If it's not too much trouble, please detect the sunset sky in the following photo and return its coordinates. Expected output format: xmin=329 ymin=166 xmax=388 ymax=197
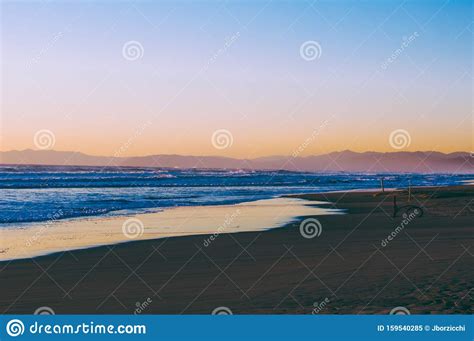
xmin=1 ymin=0 xmax=472 ymax=158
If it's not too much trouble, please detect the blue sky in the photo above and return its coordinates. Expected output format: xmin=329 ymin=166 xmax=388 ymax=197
xmin=1 ymin=0 xmax=472 ymax=157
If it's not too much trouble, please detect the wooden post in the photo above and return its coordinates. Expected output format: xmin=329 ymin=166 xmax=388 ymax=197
xmin=408 ymin=181 xmax=412 ymax=202
xmin=393 ymin=195 xmax=397 ymax=217
xmin=380 ymin=178 xmax=385 ymax=193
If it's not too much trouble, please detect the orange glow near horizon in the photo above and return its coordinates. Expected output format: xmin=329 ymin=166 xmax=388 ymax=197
xmin=1 ymin=119 xmax=471 ymax=158
xmin=1 ymin=1 xmax=472 ymax=158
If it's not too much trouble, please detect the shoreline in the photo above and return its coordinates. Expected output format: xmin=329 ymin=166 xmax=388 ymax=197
xmin=0 ymin=197 xmax=341 ymax=262
xmin=0 ymin=183 xmax=470 ymax=262
xmin=0 ymin=185 xmax=472 ymax=314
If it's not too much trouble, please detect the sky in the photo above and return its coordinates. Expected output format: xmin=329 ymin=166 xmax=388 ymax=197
xmin=1 ymin=0 xmax=472 ymax=158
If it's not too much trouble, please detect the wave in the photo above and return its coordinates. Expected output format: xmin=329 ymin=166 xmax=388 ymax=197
xmin=0 ymin=167 xmax=470 ymax=225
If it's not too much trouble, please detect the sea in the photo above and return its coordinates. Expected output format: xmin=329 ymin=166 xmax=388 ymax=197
xmin=0 ymin=165 xmax=471 ymax=225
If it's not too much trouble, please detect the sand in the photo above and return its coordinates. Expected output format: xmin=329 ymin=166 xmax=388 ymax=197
xmin=0 ymin=186 xmax=472 ymax=314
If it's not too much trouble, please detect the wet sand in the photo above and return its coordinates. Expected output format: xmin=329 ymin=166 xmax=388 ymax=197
xmin=0 ymin=186 xmax=472 ymax=314
xmin=0 ymin=198 xmax=339 ymax=261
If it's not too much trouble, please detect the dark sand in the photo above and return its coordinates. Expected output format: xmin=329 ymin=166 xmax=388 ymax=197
xmin=1 ymin=186 xmax=472 ymax=314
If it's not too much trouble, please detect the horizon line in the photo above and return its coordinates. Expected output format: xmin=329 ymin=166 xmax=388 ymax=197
xmin=1 ymin=148 xmax=471 ymax=160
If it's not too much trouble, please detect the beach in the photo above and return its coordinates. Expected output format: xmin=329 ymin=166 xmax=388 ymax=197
xmin=0 ymin=185 xmax=472 ymax=314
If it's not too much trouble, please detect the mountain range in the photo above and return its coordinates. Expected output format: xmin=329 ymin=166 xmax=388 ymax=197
xmin=0 ymin=149 xmax=472 ymax=173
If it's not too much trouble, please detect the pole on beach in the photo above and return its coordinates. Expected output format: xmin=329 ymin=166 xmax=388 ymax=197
xmin=408 ymin=180 xmax=412 ymax=202
xmin=393 ymin=195 xmax=397 ymax=217
xmin=380 ymin=178 xmax=385 ymax=193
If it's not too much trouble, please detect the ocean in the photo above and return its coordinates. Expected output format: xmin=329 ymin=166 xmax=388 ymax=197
xmin=0 ymin=165 xmax=471 ymax=225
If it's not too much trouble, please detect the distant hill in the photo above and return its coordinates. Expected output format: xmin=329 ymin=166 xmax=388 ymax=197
xmin=0 ymin=149 xmax=472 ymax=173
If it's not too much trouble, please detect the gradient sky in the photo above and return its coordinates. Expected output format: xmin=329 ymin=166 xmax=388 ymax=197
xmin=1 ymin=0 xmax=472 ymax=158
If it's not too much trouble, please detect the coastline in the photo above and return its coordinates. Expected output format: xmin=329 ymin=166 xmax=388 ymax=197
xmin=2 ymin=183 xmax=470 ymax=262
xmin=0 ymin=197 xmax=341 ymax=262
xmin=0 ymin=185 xmax=472 ymax=314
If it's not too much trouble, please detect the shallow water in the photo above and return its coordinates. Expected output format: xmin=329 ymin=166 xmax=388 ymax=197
xmin=0 ymin=197 xmax=339 ymax=261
